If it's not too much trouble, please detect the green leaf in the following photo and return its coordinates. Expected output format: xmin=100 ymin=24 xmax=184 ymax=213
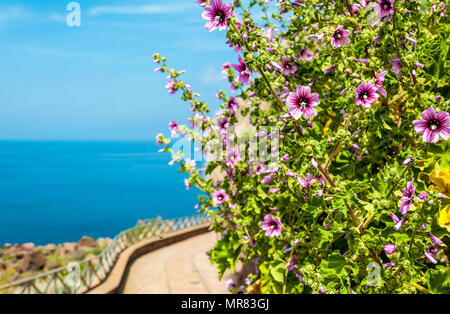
xmin=319 ymin=252 xmax=347 ymax=276
xmin=426 ymin=267 xmax=450 ymax=294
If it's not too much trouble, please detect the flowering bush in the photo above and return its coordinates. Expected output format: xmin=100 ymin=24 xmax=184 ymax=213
xmin=154 ymin=0 xmax=449 ymax=294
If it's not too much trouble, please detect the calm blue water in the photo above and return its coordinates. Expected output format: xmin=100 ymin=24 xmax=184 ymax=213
xmin=0 ymin=141 xmax=199 ymax=245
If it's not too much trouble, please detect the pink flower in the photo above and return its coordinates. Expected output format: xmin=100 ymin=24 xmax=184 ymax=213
xmin=225 ymin=148 xmax=240 ymax=167
xmin=226 ymin=97 xmax=239 ymax=114
xmin=413 ymin=106 xmax=450 ymax=143
xmin=428 ymin=233 xmax=443 ymax=245
xmin=232 ymin=55 xmax=251 ymax=84
xmin=390 ymin=57 xmax=402 ymax=78
xmin=377 ymin=0 xmax=394 ymax=20
xmin=299 ymin=47 xmax=313 ymax=62
xmin=196 ymin=0 xmax=207 ymax=7
xmin=274 ymin=56 xmax=298 ymax=76
xmin=394 ymin=217 xmax=407 ymax=231
xmin=261 ymin=214 xmax=282 ymax=237
xmin=218 ymin=116 xmax=230 ymax=133
xmin=201 ymin=0 xmax=232 ymax=32
xmin=225 ymin=278 xmax=236 ymax=290
xmin=375 ymin=70 xmax=387 ymax=97
xmin=184 ymin=178 xmax=191 ymax=190
xmin=286 ymin=86 xmax=320 ymax=120
xmin=165 ymin=80 xmax=177 ymax=94
xmin=400 ymin=179 xmax=415 ymax=215
xmin=324 ymin=64 xmax=336 ymax=74
xmin=185 ymin=158 xmax=196 ymax=168
xmin=384 ymin=244 xmax=397 ymax=255
xmin=213 ymin=189 xmax=229 ymax=206
xmin=355 ymin=82 xmax=379 ymax=108
xmin=424 ymin=250 xmax=438 ymax=264
xmin=269 ymin=187 xmax=280 ymax=194
xmin=168 ymin=121 xmax=179 ymax=136
xmin=330 ymin=25 xmax=350 ymax=48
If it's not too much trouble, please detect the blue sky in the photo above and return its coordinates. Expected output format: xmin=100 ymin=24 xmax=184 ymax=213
xmin=0 ymin=0 xmax=236 ymax=140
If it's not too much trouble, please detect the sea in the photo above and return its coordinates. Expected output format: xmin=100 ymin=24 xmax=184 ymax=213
xmin=0 ymin=141 xmax=199 ymax=246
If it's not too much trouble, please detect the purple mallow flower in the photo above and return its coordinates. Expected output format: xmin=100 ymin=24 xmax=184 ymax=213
xmin=299 ymin=47 xmax=314 ymax=61
xmin=261 ymin=176 xmax=273 ymax=184
xmin=400 ymin=179 xmax=415 ymax=215
xmin=274 ymin=56 xmax=298 ymax=76
xmin=324 ymin=65 xmax=336 ymax=74
xmin=428 ymin=233 xmax=443 ymax=246
xmin=330 ymin=25 xmax=350 ymax=48
xmin=201 ymin=0 xmax=232 ymax=32
xmin=213 ymin=189 xmax=229 ymax=206
xmin=413 ymin=106 xmax=450 ymax=143
xmin=169 ymin=121 xmax=179 ymax=136
xmin=424 ymin=250 xmax=438 ymax=264
xmin=355 ymin=82 xmax=379 ymax=108
xmin=384 ymin=244 xmax=397 ymax=255
xmin=225 ymin=278 xmax=236 ymax=290
xmin=232 ymin=55 xmax=251 ymax=84
xmin=390 ymin=57 xmax=402 ymax=78
xmin=375 ymin=70 xmax=387 ymax=97
xmin=165 ymin=80 xmax=177 ymax=94
xmin=377 ymin=0 xmax=394 ymax=20
xmin=394 ymin=217 xmax=407 ymax=231
xmin=261 ymin=214 xmax=282 ymax=237
xmin=402 ymin=156 xmax=412 ymax=165
xmin=286 ymin=85 xmax=320 ymax=120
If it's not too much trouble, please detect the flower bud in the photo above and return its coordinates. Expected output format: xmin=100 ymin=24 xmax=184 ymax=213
xmin=304 ymin=145 xmax=313 ymax=154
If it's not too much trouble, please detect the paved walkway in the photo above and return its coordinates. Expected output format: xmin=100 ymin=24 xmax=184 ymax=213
xmin=122 ymin=231 xmax=229 ymax=294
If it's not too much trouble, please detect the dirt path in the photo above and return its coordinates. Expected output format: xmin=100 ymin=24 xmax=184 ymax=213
xmin=122 ymin=232 xmax=229 ymax=294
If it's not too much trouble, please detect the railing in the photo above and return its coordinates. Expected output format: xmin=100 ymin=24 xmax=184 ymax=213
xmin=0 ymin=213 xmax=212 ymax=294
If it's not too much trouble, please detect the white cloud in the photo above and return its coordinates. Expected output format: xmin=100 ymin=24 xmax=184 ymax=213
xmin=0 ymin=6 xmax=30 ymax=26
xmin=201 ymin=65 xmax=225 ymax=86
xmin=89 ymin=4 xmax=195 ymax=16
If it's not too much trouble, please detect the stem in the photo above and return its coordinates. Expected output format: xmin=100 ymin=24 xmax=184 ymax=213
xmin=229 ymin=19 xmax=285 ymax=112
xmin=387 ymin=90 xmax=408 ymax=106
xmin=409 ymin=202 xmax=426 ymax=249
xmin=407 ymin=282 xmax=432 ymax=294
xmin=283 ymin=248 xmax=295 ymax=294
xmin=325 ymin=105 xmax=355 ymax=171
xmin=386 ymin=157 xmax=413 ymax=199
xmin=312 ymin=156 xmax=337 ymax=188
xmin=392 ymin=13 xmax=402 ymax=59
xmin=426 ymin=6 xmax=434 ymax=29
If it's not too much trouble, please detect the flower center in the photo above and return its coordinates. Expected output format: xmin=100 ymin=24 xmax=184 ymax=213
xmin=359 ymin=91 xmax=369 ymax=100
xmin=428 ymin=119 xmax=440 ymax=131
xmin=218 ymin=195 xmax=223 ymax=201
xmin=215 ymin=11 xmax=225 ymax=23
xmin=298 ymin=98 xmax=308 ymax=108
xmin=270 ymin=221 xmax=278 ymax=229
xmin=382 ymin=0 xmax=391 ymax=10
xmin=334 ymin=31 xmax=341 ymax=39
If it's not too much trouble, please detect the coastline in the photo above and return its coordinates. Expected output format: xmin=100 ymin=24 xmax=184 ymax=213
xmin=0 ymin=235 xmax=112 ymax=286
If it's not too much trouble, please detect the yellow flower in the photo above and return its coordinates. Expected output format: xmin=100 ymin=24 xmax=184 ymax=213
xmin=430 ymin=163 xmax=450 ymax=197
xmin=438 ymin=205 xmax=450 ymax=230
xmin=323 ymin=118 xmax=333 ymax=134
